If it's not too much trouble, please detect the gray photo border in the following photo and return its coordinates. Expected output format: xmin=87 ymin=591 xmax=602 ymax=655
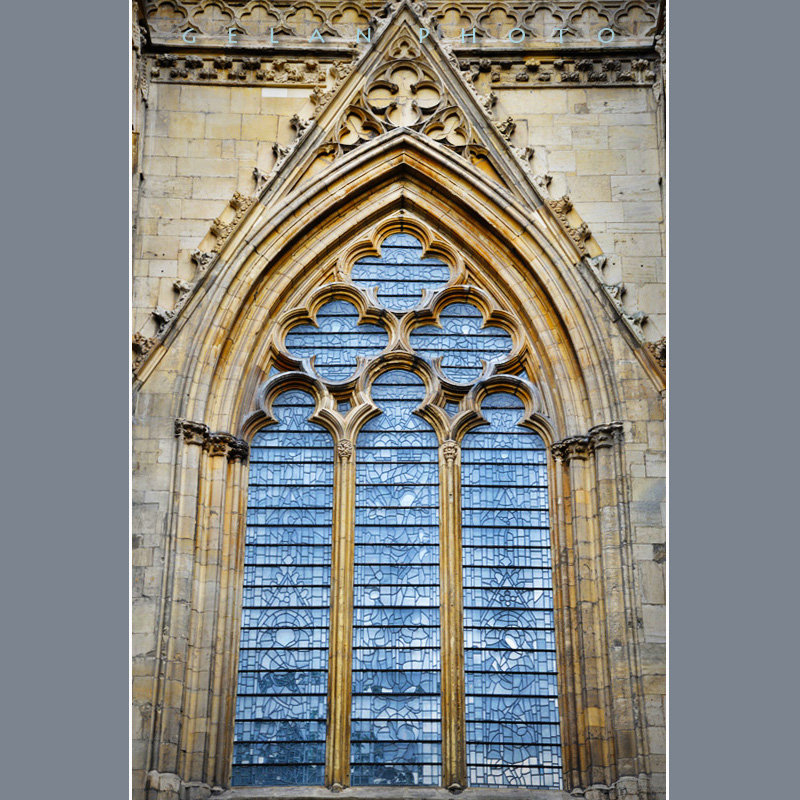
xmin=2 ymin=0 xmax=798 ymax=798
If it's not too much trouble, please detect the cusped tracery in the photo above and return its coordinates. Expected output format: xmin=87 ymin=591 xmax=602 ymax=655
xmin=350 ymin=232 xmax=451 ymax=312
xmin=409 ymin=302 xmax=514 ymax=384
xmin=284 ymin=298 xmax=389 ymax=382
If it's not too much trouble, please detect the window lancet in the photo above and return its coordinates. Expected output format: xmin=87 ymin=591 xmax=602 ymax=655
xmin=233 ymin=391 xmax=333 ymax=786
xmin=352 ymin=370 xmax=441 ymax=785
xmin=461 ymin=393 xmax=561 ymax=788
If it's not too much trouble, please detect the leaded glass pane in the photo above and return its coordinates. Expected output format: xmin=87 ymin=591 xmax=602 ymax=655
xmin=351 ymin=370 xmax=442 ymax=786
xmin=232 ymin=390 xmax=332 ymax=787
xmin=284 ymin=299 xmax=388 ymax=382
xmin=461 ymin=393 xmax=562 ymax=789
xmin=410 ymin=303 xmax=513 ymax=383
xmin=350 ymin=233 xmax=451 ymax=312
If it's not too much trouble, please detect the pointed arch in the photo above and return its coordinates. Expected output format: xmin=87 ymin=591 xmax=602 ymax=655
xmin=139 ymin=127 xmax=661 ymax=449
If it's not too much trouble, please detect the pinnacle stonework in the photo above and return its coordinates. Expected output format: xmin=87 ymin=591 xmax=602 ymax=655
xmin=132 ymin=1 xmax=665 ymax=797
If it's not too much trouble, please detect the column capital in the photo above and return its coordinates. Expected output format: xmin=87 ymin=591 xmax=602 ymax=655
xmin=441 ymin=439 xmax=459 ymax=462
xmin=174 ymin=418 xmax=249 ymax=462
xmin=552 ymin=423 xmax=624 ymax=461
xmin=336 ymin=439 xmax=354 ymax=460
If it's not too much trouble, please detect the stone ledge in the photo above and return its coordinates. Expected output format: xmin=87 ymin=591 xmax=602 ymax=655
xmin=217 ymin=790 xmax=572 ymax=800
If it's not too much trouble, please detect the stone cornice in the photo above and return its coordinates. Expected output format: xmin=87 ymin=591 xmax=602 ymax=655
xmin=175 ymin=418 xmax=249 ymax=461
xmin=146 ymin=51 xmax=658 ymax=88
xmin=551 ymin=422 xmax=623 ymax=461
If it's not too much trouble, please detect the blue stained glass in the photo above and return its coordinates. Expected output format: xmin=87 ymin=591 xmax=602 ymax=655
xmin=352 ymin=370 xmax=442 ymax=785
xmin=350 ymin=233 xmax=451 ymax=312
xmin=233 ymin=390 xmax=332 ymax=787
xmin=410 ymin=303 xmax=513 ymax=383
xmin=461 ymin=393 xmax=561 ymax=788
xmin=284 ymin=299 xmax=388 ymax=382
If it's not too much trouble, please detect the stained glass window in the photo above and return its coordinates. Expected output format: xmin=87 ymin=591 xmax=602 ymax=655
xmin=232 ymin=391 xmax=333 ymax=786
xmin=351 ymin=370 xmax=442 ymax=785
xmin=461 ymin=393 xmax=561 ymax=788
xmin=234 ymin=231 xmax=561 ymax=790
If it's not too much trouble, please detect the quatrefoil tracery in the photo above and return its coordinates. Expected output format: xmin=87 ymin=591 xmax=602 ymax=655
xmin=250 ymin=226 xmax=548 ymax=445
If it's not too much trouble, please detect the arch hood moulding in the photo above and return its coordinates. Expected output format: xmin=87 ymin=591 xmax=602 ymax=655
xmin=133 ymin=1 xmax=662 ymax=387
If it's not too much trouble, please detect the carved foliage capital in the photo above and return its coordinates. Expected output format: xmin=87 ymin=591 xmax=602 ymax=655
xmin=175 ymin=418 xmax=210 ymax=446
xmin=336 ymin=439 xmax=354 ymax=460
xmin=441 ymin=439 xmax=459 ymax=461
xmin=551 ymin=435 xmax=591 ymax=462
xmin=588 ymin=422 xmax=624 ymax=450
xmin=552 ymin=422 xmax=624 ymax=461
xmin=175 ymin=419 xmax=249 ymax=461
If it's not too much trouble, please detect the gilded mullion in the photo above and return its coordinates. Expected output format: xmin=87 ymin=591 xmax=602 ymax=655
xmin=439 ymin=440 xmax=467 ymax=791
xmin=325 ymin=439 xmax=356 ymax=790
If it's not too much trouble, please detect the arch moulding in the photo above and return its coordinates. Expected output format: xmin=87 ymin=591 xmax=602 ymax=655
xmin=136 ymin=125 xmax=660 ymax=800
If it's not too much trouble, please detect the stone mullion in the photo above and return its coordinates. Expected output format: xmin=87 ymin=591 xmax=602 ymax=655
xmin=179 ymin=446 xmax=228 ymax=781
xmin=550 ymin=454 xmax=584 ymax=790
xmin=439 ymin=440 xmax=467 ymax=792
xmin=325 ymin=439 xmax=356 ymax=790
xmin=591 ymin=426 xmax=647 ymax=780
xmin=208 ymin=457 xmax=248 ymax=786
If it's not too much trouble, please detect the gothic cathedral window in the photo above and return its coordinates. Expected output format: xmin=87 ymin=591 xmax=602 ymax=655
xmin=231 ymin=230 xmax=562 ymax=790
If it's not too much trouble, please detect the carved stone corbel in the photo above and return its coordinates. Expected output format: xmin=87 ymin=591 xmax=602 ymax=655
xmin=645 ymin=336 xmax=666 ymax=370
xmin=151 ymin=307 xmax=174 ymax=327
xmin=191 ymin=249 xmax=214 ymax=271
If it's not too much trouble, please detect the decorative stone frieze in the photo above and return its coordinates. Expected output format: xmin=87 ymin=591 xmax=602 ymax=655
xmin=175 ymin=419 xmax=249 ymax=461
xmin=461 ymin=55 xmax=657 ymax=88
xmin=148 ymin=53 xmax=333 ymax=86
xmin=145 ymin=0 xmax=661 ymax=49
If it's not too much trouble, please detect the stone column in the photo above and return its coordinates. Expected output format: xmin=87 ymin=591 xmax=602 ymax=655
xmin=552 ymin=433 xmax=615 ymax=789
xmin=588 ymin=423 xmax=649 ymax=782
xmin=153 ymin=421 xmax=248 ymax=795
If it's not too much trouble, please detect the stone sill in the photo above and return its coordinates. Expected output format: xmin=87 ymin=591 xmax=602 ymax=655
xmin=217 ymin=789 xmax=571 ymax=800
